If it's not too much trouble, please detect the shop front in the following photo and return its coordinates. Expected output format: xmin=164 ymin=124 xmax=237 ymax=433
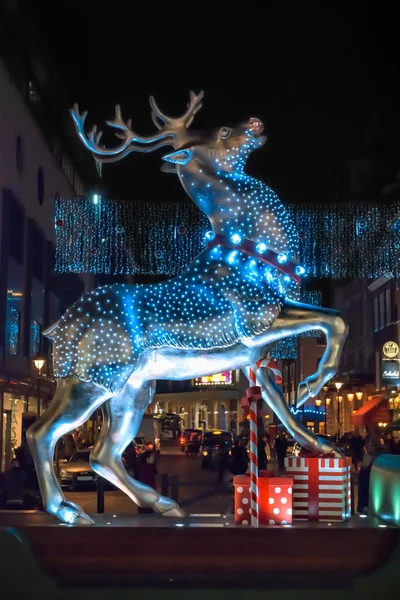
xmin=1 ymin=382 xmax=53 ymax=471
xmin=352 ymin=396 xmax=391 ymax=432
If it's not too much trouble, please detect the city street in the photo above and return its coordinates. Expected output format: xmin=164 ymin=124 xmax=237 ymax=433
xmin=65 ymin=440 xmax=278 ymax=516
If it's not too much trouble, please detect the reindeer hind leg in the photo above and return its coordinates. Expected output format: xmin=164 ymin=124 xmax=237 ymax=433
xmin=26 ymin=378 xmax=111 ymax=524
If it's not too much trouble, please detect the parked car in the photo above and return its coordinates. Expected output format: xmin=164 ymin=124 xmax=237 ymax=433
xmin=200 ymin=430 xmax=233 ymax=468
xmin=180 ymin=429 xmax=203 ymax=453
xmin=136 ymin=415 xmax=161 ymax=454
xmin=122 ymin=440 xmax=138 ymax=470
xmin=60 ymin=447 xmax=97 ymax=489
xmin=134 ymin=436 xmax=153 ymax=455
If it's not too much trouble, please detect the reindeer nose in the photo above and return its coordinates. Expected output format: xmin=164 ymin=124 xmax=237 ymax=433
xmin=248 ymin=118 xmax=264 ymax=136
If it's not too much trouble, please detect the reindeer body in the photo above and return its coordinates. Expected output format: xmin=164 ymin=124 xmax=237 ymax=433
xmin=27 ymin=91 xmax=348 ymax=524
xmin=50 ymin=244 xmax=288 ymax=392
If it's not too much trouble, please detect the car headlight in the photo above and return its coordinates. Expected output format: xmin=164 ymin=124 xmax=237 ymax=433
xmin=60 ymin=469 xmax=67 ymax=477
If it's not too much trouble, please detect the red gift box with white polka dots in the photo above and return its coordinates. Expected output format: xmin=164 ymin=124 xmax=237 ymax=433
xmin=233 ymin=474 xmax=293 ymax=525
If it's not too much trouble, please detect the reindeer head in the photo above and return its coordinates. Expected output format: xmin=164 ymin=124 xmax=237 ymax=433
xmin=161 ymin=117 xmax=267 ymax=174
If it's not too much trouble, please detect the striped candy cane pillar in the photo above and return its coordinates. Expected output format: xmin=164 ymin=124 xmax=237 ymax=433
xmin=246 ymin=368 xmax=261 ymax=528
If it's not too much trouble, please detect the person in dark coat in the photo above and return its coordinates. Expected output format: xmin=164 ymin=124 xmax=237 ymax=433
xmin=138 ymin=451 xmax=158 ymax=514
xmin=275 ymin=432 xmax=289 ymax=474
xmin=230 ymin=439 xmax=249 ymax=475
xmin=350 ymin=432 xmax=365 ymax=470
xmin=258 ymin=435 xmax=268 ymax=472
xmin=357 ymin=441 xmax=377 ymax=513
xmin=3 ymin=459 xmax=26 ymax=509
xmin=214 ymin=446 xmax=229 ymax=488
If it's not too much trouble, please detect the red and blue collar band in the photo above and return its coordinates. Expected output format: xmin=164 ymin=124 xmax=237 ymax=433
xmin=206 ymin=233 xmax=302 ymax=285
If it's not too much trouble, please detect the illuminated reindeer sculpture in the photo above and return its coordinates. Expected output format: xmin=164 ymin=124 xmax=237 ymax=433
xmin=27 ymin=92 xmax=348 ymax=524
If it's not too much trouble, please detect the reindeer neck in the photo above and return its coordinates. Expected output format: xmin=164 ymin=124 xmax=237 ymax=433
xmin=178 ymin=161 xmax=298 ymax=258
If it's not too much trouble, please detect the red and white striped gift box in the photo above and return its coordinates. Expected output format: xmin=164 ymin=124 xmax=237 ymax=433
xmin=284 ymin=456 xmax=352 ymax=522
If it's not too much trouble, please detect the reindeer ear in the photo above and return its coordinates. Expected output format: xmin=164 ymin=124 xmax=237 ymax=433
xmin=162 ymin=149 xmax=193 ymax=165
xmin=160 ymin=163 xmax=178 ymax=174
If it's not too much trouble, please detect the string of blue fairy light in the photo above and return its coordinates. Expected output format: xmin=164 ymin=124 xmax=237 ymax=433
xmin=55 ymin=197 xmax=400 ymax=279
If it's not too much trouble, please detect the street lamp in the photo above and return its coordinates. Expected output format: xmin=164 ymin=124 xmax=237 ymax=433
xmin=334 ymin=382 xmax=343 ymax=441
xmin=33 ymin=355 xmax=46 ymax=415
xmin=355 ymin=392 xmax=363 ymax=401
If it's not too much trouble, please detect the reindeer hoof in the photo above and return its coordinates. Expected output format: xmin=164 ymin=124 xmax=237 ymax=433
xmin=153 ymin=496 xmax=186 ymax=517
xmin=52 ymin=500 xmax=95 ymax=525
xmin=317 ymin=437 xmax=345 ymax=458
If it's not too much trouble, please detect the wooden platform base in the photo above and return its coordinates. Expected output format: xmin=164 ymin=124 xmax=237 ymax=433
xmin=0 ymin=511 xmax=399 ymax=589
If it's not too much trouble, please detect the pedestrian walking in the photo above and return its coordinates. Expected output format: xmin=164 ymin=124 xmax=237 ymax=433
xmin=275 ymin=431 xmax=289 ymax=474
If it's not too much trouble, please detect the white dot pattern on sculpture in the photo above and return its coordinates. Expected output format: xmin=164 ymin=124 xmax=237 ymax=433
xmin=242 ymin=498 xmax=248 ymax=505
xmin=269 ymin=520 xmax=275 ymax=525
xmin=269 ymin=498 xmax=274 ymax=504
xmin=273 ymin=508 xmax=280 ymax=515
xmin=237 ymin=508 xmax=243 ymax=515
xmin=274 ymin=487 xmax=281 ymax=493
xmin=237 ymin=487 xmax=243 ymax=493
xmin=281 ymin=497 xmax=287 ymax=504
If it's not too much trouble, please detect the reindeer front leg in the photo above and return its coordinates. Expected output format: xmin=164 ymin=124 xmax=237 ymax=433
xmin=242 ymin=367 xmax=343 ymax=457
xmin=244 ymin=299 xmax=348 ymax=407
xmin=89 ymin=379 xmax=185 ymax=517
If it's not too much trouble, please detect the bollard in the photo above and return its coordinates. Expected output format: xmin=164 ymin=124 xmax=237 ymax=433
xmin=161 ymin=473 xmax=170 ymax=497
xmin=97 ymin=476 xmax=105 ymax=513
xmin=170 ymin=475 xmax=179 ymax=502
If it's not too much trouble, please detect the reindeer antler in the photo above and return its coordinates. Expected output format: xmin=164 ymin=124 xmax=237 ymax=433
xmin=70 ymin=103 xmax=175 ymax=163
xmin=71 ymin=91 xmax=204 ymax=163
xmin=149 ymin=90 xmax=204 ymax=132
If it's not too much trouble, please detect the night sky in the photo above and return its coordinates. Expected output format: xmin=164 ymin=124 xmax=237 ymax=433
xmin=29 ymin=3 xmax=400 ymax=205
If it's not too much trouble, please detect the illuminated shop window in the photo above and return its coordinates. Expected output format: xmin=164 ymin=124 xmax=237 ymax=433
xmin=30 ymin=320 xmax=41 ymax=356
xmin=7 ymin=305 xmax=20 ymax=355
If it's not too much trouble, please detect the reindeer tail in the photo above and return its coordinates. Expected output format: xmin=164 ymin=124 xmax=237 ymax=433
xmin=42 ymin=320 xmax=60 ymax=340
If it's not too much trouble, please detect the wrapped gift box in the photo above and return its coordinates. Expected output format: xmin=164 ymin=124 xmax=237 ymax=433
xmin=284 ymin=456 xmax=352 ymax=522
xmin=258 ymin=477 xmax=293 ymax=525
xmin=233 ymin=472 xmax=293 ymax=525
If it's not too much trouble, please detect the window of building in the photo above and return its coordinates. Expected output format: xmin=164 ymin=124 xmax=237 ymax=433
xmin=373 ymin=296 xmax=378 ymax=331
xmin=31 ymin=227 xmax=45 ymax=282
xmin=386 ymin=289 xmax=391 ymax=326
xmin=37 ymin=167 xmax=44 ymax=205
xmin=7 ymin=304 xmax=21 ymax=355
xmin=30 ymin=320 xmax=41 ymax=356
xmin=8 ymin=201 xmax=24 ymax=263
xmin=379 ymin=293 xmax=385 ymax=329
xmin=16 ymin=135 xmax=24 ymax=177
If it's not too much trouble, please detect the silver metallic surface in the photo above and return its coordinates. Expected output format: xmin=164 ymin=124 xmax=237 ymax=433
xmin=27 ymin=92 xmax=348 ymax=524
xmin=369 ymin=454 xmax=400 ymax=527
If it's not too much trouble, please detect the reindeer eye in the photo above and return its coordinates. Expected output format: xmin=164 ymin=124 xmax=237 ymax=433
xmin=219 ymin=127 xmax=232 ymax=140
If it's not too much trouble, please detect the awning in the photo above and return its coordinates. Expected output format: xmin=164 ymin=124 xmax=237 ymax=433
xmin=352 ymin=396 xmax=382 ymax=426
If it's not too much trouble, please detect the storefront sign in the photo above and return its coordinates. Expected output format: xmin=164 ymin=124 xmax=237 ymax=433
xmin=383 ymin=341 xmax=399 ymax=359
xmin=381 ymin=359 xmax=400 ymax=386
xmin=195 ymin=371 xmax=232 ymax=385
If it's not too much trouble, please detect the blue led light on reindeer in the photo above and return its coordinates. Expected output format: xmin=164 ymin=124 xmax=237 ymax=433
xmin=27 ymin=91 xmax=348 ymax=525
